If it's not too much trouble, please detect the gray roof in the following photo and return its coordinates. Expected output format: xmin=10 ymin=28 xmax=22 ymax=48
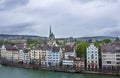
xmin=101 ymin=44 xmax=115 ymax=52
xmin=52 ymin=46 xmax=60 ymax=52
xmin=62 ymin=45 xmax=75 ymax=52
xmin=4 ymin=44 xmax=18 ymax=51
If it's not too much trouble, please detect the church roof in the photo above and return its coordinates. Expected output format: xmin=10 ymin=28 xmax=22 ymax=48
xmin=49 ymin=33 xmax=55 ymax=38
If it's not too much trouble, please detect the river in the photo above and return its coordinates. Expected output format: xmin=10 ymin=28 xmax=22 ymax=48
xmin=0 ymin=65 xmax=119 ymax=78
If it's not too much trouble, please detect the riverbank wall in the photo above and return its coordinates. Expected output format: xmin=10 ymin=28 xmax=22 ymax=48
xmin=0 ymin=62 xmax=120 ymax=76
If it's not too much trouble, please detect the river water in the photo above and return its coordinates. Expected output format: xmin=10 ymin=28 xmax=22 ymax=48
xmin=0 ymin=65 xmax=119 ymax=78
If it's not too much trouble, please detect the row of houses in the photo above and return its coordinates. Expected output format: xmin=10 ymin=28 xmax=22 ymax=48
xmin=0 ymin=38 xmax=120 ymax=69
xmin=0 ymin=26 xmax=120 ymax=70
xmin=0 ymin=44 xmax=85 ymax=68
xmin=86 ymin=38 xmax=120 ymax=69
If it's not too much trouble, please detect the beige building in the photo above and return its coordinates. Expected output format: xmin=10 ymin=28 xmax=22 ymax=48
xmin=30 ymin=48 xmax=42 ymax=65
xmin=74 ymin=58 xmax=85 ymax=68
xmin=1 ymin=44 xmax=19 ymax=63
xmin=40 ymin=47 xmax=47 ymax=66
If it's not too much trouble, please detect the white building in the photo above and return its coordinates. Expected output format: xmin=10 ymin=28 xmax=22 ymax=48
xmin=101 ymin=38 xmax=120 ymax=69
xmin=113 ymin=38 xmax=120 ymax=68
xmin=46 ymin=46 xmax=62 ymax=66
xmin=86 ymin=43 xmax=99 ymax=69
xmin=62 ymin=45 xmax=76 ymax=67
xmin=19 ymin=49 xmax=30 ymax=64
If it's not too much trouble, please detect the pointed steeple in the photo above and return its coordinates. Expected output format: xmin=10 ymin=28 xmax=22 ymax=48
xmin=50 ymin=25 xmax=52 ymax=35
xmin=49 ymin=25 xmax=55 ymax=38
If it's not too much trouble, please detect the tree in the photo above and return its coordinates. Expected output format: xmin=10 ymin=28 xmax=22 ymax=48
xmin=76 ymin=41 xmax=89 ymax=58
xmin=102 ymin=39 xmax=111 ymax=44
xmin=27 ymin=38 xmax=42 ymax=48
xmin=27 ymin=38 xmax=34 ymax=44
xmin=0 ymin=40 xmax=15 ymax=46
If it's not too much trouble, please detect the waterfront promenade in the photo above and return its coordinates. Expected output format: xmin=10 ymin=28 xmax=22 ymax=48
xmin=0 ymin=61 xmax=120 ymax=76
xmin=0 ymin=65 xmax=119 ymax=78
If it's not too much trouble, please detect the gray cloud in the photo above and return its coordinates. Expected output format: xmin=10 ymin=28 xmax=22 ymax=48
xmin=0 ymin=0 xmax=29 ymax=11
xmin=74 ymin=0 xmax=119 ymax=3
xmin=0 ymin=0 xmax=120 ymax=37
xmin=72 ymin=0 xmax=94 ymax=3
xmin=109 ymin=30 xmax=120 ymax=37
xmin=0 ymin=22 xmax=35 ymax=34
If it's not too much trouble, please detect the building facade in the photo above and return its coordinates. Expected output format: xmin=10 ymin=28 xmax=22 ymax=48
xmin=101 ymin=38 xmax=120 ymax=69
xmin=46 ymin=46 xmax=62 ymax=66
xmin=30 ymin=48 xmax=42 ymax=65
xmin=86 ymin=43 xmax=99 ymax=69
xmin=74 ymin=58 xmax=85 ymax=68
xmin=62 ymin=45 xmax=76 ymax=67
xmin=19 ymin=49 xmax=30 ymax=64
xmin=1 ymin=44 xmax=19 ymax=63
xmin=41 ymin=49 xmax=47 ymax=66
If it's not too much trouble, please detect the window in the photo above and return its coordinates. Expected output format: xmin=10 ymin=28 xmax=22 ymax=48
xmin=102 ymin=55 xmax=106 ymax=57
xmin=96 ymin=61 xmax=97 ymax=63
xmin=107 ymin=61 xmax=111 ymax=64
xmin=92 ymin=61 xmax=94 ymax=63
xmin=91 ymin=54 xmax=94 ymax=59
xmin=116 ymin=55 xmax=120 ymax=57
xmin=116 ymin=58 xmax=120 ymax=60
xmin=117 ymin=62 xmax=120 ymax=64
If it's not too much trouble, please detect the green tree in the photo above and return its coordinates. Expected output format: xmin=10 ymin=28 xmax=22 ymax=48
xmin=102 ymin=39 xmax=111 ymax=44
xmin=76 ymin=41 xmax=89 ymax=58
xmin=27 ymin=38 xmax=34 ymax=44
xmin=0 ymin=40 xmax=15 ymax=46
xmin=27 ymin=38 xmax=42 ymax=48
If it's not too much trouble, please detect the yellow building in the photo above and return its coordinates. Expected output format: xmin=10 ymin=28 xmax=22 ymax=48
xmin=30 ymin=48 xmax=42 ymax=65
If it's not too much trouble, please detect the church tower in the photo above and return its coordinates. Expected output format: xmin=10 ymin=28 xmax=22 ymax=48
xmin=48 ymin=25 xmax=57 ymax=46
xmin=49 ymin=25 xmax=55 ymax=39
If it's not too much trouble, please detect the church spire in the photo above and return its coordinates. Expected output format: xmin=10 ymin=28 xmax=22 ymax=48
xmin=50 ymin=25 xmax=52 ymax=35
xmin=49 ymin=25 xmax=55 ymax=38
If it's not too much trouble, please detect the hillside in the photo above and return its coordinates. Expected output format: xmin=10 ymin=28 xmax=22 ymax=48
xmin=75 ymin=36 xmax=116 ymax=41
xmin=0 ymin=34 xmax=47 ymax=40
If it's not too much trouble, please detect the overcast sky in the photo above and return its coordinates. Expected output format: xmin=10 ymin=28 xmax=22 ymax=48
xmin=0 ymin=0 xmax=120 ymax=38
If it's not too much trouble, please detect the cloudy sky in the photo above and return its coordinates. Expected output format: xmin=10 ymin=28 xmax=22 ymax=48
xmin=0 ymin=0 xmax=120 ymax=38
